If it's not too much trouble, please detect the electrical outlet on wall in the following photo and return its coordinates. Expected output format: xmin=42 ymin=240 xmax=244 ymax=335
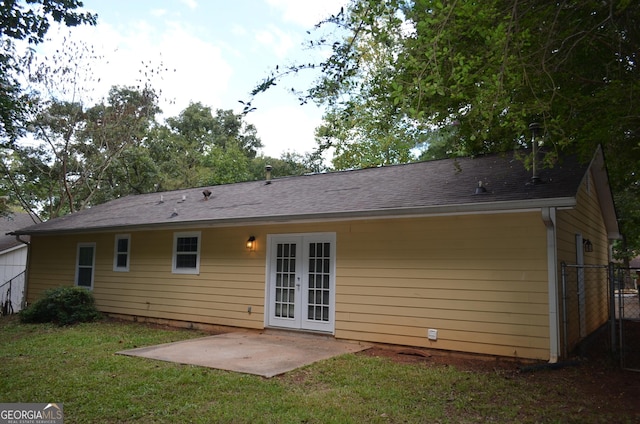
xmin=427 ymin=329 xmax=438 ymax=341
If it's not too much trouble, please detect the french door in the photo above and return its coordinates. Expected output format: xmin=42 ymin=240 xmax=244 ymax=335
xmin=266 ymin=233 xmax=335 ymax=333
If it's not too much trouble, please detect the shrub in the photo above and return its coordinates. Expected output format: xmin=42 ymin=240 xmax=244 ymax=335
xmin=20 ymin=286 xmax=102 ymax=326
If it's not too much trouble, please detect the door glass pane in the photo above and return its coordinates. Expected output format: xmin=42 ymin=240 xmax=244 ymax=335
xmin=307 ymin=242 xmax=331 ymax=322
xmin=274 ymin=243 xmax=296 ymax=319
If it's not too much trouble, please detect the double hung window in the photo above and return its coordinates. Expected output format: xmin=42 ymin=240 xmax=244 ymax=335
xmin=113 ymin=234 xmax=130 ymax=272
xmin=173 ymin=232 xmax=201 ymax=274
xmin=76 ymin=243 xmax=96 ymax=289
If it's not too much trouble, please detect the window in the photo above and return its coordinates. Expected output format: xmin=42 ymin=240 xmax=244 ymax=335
xmin=113 ymin=234 xmax=130 ymax=272
xmin=76 ymin=243 xmax=96 ymax=289
xmin=173 ymin=232 xmax=201 ymax=274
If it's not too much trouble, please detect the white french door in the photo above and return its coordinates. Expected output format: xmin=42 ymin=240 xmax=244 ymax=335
xmin=266 ymin=233 xmax=336 ymax=333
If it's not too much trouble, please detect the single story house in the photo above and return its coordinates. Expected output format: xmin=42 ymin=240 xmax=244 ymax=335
xmin=13 ymin=147 xmax=619 ymax=362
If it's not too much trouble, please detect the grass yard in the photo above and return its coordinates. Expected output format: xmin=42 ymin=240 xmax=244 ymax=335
xmin=0 ymin=316 xmax=638 ymax=423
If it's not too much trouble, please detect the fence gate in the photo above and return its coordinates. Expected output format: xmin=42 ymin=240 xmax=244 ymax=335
xmin=613 ymin=265 xmax=640 ymax=371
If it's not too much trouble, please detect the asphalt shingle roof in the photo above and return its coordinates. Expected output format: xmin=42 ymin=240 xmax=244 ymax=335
xmin=0 ymin=212 xmax=37 ymax=251
xmin=14 ymin=151 xmax=589 ymax=235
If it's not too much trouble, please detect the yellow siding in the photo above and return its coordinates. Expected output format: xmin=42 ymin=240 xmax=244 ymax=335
xmin=27 ymin=228 xmax=268 ymax=329
xmin=335 ymin=213 xmax=550 ymax=360
xmin=556 ymin=169 xmax=611 ymax=353
xmin=26 ymin=214 xmax=549 ymax=359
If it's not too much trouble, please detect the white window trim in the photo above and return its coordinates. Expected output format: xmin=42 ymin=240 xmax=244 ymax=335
xmin=75 ymin=242 xmax=96 ymax=290
xmin=113 ymin=234 xmax=131 ymax=272
xmin=172 ymin=231 xmax=201 ymax=275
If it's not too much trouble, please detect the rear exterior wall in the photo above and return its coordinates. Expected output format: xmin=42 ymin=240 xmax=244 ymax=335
xmin=26 ymin=211 xmax=550 ymax=360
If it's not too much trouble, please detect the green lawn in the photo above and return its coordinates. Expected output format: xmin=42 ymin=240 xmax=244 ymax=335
xmin=0 ymin=317 xmax=636 ymax=423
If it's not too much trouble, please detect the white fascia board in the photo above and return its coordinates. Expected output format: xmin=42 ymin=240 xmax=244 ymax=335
xmin=0 ymin=243 xmax=28 ymax=255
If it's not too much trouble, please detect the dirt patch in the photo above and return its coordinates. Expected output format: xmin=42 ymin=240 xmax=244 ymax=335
xmin=621 ymin=320 xmax=640 ymax=370
xmin=358 ymin=341 xmax=640 ymax=419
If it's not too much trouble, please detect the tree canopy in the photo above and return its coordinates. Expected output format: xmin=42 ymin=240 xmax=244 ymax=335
xmin=254 ymin=0 xmax=640 ymax=258
xmin=0 ymin=3 xmax=319 ymax=221
xmin=0 ymin=0 xmax=97 ymax=145
xmin=147 ymin=102 xmax=264 ymax=191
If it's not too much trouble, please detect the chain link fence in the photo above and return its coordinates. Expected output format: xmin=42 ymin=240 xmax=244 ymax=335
xmin=613 ymin=266 xmax=640 ymax=371
xmin=561 ymin=263 xmax=640 ymax=371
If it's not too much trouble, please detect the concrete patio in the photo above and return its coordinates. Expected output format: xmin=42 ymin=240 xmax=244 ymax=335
xmin=118 ymin=331 xmax=371 ymax=378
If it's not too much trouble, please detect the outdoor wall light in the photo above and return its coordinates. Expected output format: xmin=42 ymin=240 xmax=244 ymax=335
xmin=246 ymin=236 xmax=256 ymax=251
xmin=583 ymin=239 xmax=593 ymax=253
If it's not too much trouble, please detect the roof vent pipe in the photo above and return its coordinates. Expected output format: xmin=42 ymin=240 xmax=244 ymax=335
xmin=265 ymin=165 xmax=272 ymax=185
xmin=474 ymin=181 xmax=487 ymax=194
xmin=529 ymin=122 xmax=541 ymax=184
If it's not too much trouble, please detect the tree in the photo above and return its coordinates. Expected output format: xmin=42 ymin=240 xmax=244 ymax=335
xmin=0 ymin=0 xmax=96 ymax=145
xmin=4 ymin=86 xmax=159 ymax=219
xmin=249 ymin=150 xmax=329 ymax=181
xmin=255 ymin=0 xmax=640 ymax=258
xmin=147 ymin=103 xmax=263 ymax=191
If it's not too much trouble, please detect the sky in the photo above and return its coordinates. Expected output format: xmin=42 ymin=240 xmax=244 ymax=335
xmin=38 ymin=0 xmax=348 ymax=158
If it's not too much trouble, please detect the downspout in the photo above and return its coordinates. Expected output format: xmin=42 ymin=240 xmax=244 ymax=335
xmin=541 ymin=208 xmax=560 ymax=363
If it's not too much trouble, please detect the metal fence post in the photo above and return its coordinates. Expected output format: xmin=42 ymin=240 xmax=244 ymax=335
xmin=561 ymin=262 xmax=568 ymax=359
xmin=608 ymin=263 xmax=617 ymax=357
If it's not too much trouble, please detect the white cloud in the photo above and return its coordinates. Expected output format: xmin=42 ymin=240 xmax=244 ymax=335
xmin=266 ymin=0 xmax=346 ymax=27
xmin=254 ymin=25 xmax=295 ymax=59
xmin=247 ymin=104 xmax=322 ymax=157
xmin=179 ymin=0 xmax=198 ymax=10
xmin=150 ymin=8 xmax=168 ymax=17
xmin=231 ymin=24 xmax=247 ymax=37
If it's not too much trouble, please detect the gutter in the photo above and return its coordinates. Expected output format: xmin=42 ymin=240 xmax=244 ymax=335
xmin=542 ymin=207 xmax=560 ymax=363
xmin=14 ymin=234 xmax=30 ymax=246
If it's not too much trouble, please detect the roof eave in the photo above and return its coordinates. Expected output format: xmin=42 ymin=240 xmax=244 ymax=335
xmin=589 ymin=146 xmax=621 ymax=239
xmin=13 ymin=197 xmax=577 ymax=236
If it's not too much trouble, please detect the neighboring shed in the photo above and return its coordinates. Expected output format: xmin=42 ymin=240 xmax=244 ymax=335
xmin=13 ymin=147 xmax=620 ymax=361
xmin=0 ymin=212 xmax=38 ymax=313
